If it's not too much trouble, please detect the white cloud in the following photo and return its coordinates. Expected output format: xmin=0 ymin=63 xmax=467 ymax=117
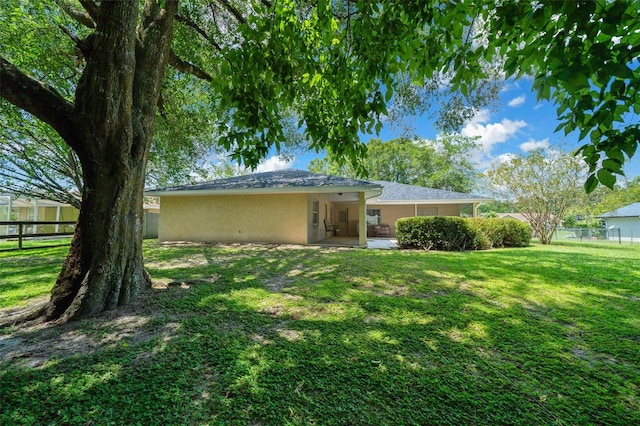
xmin=507 ymin=95 xmax=526 ymax=107
xmin=519 ymin=138 xmax=550 ymax=152
xmin=459 ymin=109 xmax=527 ymax=169
xmin=461 ymin=111 xmax=527 ymax=146
xmin=494 ymin=153 xmax=518 ymax=165
xmin=255 ymin=155 xmax=294 ymax=173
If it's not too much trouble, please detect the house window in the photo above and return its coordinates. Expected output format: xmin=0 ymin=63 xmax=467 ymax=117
xmin=459 ymin=204 xmax=473 ymax=218
xmin=366 ymin=208 xmax=381 ymax=225
xmin=417 ymin=207 xmax=438 ymax=216
xmin=312 ymin=200 xmax=319 ymax=226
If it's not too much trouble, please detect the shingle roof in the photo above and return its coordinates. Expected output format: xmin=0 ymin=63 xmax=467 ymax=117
xmin=146 ymin=171 xmax=493 ymax=203
xmin=597 ymin=202 xmax=640 ymax=218
xmin=147 ymin=169 xmax=379 ymax=193
xmin=372 ymin=181 xmax=492 ymax=202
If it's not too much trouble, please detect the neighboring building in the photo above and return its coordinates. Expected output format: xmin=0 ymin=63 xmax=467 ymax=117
xmin=597 ymin=202 xmax=640 ymax=241
xmin=146 ymin=170 xmax=492 ymax=246
xmin=495 ymin=213 xmax=529 ymax=223
xmin=0 ymin=194 xmax=79 ymax=235
xmin=0 ymin=194 xmax=159 ymax=239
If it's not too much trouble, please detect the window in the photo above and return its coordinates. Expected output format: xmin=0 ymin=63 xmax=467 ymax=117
xmin=312 ymin=200 xmax=319 ymax=226
xmin=417 ymin=207 xmax=438 ymax=216
xmin=366 ymin=208 xmax=381 ymax=225
xmin=459 ymin=204 xmax=473 ymax=218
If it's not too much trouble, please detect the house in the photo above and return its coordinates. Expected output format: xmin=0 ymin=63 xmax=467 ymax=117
xmin=495 ymin=213 xmax=529 ymax=222
xmin=597 ymin=202 xmax=640 ymax=241
xmin=367 ymin=181 xmax=492 ymax=238
xmin=0 ymin=194 xmax=160 ymax=238
xmin=146 ymin=170 xmax=492 ymax=246
xmin=0 ymin=194 xmax=79 ymax=235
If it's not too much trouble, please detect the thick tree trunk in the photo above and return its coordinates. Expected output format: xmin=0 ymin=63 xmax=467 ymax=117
xmin=38 ymin=0 xmax=178 ymax=322
xmin=45 ymin=162 xmax=150 ymax=322
xmin=1 ymin=1 xmax=178 ymax=323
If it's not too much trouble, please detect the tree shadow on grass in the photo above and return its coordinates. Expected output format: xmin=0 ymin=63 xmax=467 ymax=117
xmin=1 ymin=244 xmax=638 ymax=425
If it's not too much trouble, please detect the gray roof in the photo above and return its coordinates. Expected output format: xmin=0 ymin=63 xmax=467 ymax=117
xmin=372 ymin=181 xmax=492 ymax=203
xmin=597 ymin=202 xmax=640 ymax=218
xmin=147 ymin=169 xmax=380 ymax=194
xmin=146 ymin=170 xmax=492 ymax=203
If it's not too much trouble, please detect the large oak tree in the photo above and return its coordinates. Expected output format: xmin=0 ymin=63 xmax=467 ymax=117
xmin=1 ymin=0 xmax=637 ymax=322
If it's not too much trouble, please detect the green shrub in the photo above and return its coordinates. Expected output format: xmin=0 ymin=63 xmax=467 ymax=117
xmin=396 ymin=217 xmax=531 ymax=251
xmin=466 ymin=218 xmax=531 ymax=248
xmin=396 ymin=216 xmax=490 ymax=251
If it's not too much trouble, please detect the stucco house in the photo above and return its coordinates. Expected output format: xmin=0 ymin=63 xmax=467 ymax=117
xmin=0 ymin=194 xmax=79 ymax=235
xmin=146 ymin=170 xmax=491 ymax=247
xmin=0 ymin=194 xmax=160 ymax=238
xmin=597 ymin=202 xmax=640 ymax=241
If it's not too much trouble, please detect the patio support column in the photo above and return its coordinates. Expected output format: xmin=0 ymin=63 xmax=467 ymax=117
xmin=358 ymin=192 xmax=366 ymax=247
xmin=473 ymin=203 xmax=478 ymax=217
xmin=55 ymin=205 xmax=61 ymax=233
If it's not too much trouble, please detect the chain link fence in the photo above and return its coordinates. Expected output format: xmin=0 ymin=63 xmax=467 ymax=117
xmin=554 ymin=227 xmax=637 ymax=244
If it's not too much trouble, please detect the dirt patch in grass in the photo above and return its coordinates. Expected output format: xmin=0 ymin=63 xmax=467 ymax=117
xmin=0 ymin=279 xmax=212 ymax=368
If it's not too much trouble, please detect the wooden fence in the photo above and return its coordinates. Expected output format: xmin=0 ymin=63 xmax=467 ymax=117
xmin=0 ymin=221 xmax=76 ymax=251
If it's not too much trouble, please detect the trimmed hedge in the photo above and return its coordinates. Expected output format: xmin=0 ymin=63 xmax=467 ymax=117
xmin=396 ymin=217 xmax=531 ymax=251
xmin=396 ymin=216 xmax=490 ymax=251
xmin=466 ymin=218 xmax=532 ymax=248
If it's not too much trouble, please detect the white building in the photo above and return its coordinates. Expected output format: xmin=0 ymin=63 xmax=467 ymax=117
xmin=597 ymin=202 xmax=640 ymax=242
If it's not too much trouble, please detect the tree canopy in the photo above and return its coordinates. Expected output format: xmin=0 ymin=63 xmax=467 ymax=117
xmin=486 ymin=1 xmax=639 ymax=191
xmin=1 ymin=0 xmax=638 ymax=322
xmin=309 ymin=136 xmax=479 ymax=193
xmin=485 ymin=148 xmax=588 ymax=244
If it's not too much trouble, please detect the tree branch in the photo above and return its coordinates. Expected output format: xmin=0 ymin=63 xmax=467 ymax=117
xmin=216 ymin=0 xmax=247 ymax=24
xmin=175 ymin=14 xmax=222 ymax=51
xmin=168 ymin=50 xmax=213 ymax=81
xmin=78 ymin=0 xmax=99 ymax=23
xmin=0 ymin=57 xmax=78 ymax=150
xmin=54 ymin=0 xmax=96 ymax=28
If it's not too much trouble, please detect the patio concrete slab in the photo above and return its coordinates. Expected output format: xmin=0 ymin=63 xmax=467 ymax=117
xmin=367 ymin=239 xmax=398 ymax=249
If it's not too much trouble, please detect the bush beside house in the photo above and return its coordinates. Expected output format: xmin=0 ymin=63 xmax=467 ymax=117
xmin=467 ymin=218 xmax=531 ymax=248
xmin=396 ymin=217 xmax=531 ymax=251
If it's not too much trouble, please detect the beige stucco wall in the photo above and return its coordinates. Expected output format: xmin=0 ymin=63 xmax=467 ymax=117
xmin=370 ymin=203 xmax=462 ymax=237
xmin=159 ymin=193 xmax=310 ymax=244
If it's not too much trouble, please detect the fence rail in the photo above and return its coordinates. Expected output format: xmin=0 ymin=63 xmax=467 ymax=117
xmin=554 ymin=227 xmax=636 ymax=245
xmin=0 ymin=221 xmax=76 ymax=251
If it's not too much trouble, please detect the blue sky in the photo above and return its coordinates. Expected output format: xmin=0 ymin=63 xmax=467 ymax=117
xmin=255 ymin=79 xmax=640 ymax=182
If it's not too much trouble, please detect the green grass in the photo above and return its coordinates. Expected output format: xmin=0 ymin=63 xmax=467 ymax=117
xmin=1 ymin=242 xmax=639 ymax=425
xmin=0 ymin=236 xmax=72 ymax=252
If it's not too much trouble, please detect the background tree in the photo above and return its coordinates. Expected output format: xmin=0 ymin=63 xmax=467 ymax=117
xmin=588 ymin=177 xmax=640 ymax=216
xmin=485 ymin=148 xmax=588 ymax=244
xmin=309 ymin=135 xmax=479 ymax=193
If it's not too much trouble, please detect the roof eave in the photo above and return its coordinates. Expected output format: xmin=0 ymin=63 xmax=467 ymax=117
xmin=145 ymin=185 xmax=382 ymax=197
xmin=370 ymin=198 xmax=493 ymax=205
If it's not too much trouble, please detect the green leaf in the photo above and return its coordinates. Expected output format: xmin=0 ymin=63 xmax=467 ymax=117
xmin=584 ymin=174 xmax=599 ymax=193
xmin=602 ymin=158 xmax=623 ymax=174
xmin=597 ymin=168 xmax=616 ymax=189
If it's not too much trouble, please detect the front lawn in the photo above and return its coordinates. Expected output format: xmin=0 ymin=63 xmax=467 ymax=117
xmin=1 ymin=242 xmax=639 ymax=425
